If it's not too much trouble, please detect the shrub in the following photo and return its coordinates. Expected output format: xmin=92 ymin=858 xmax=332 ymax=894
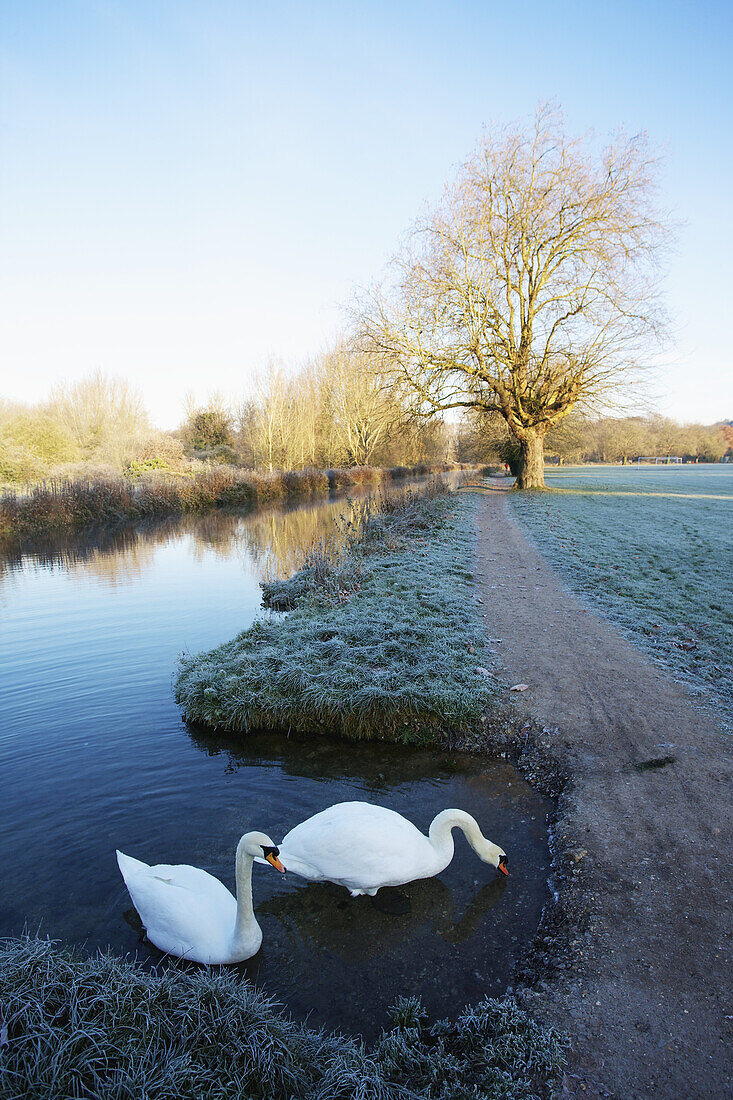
xmin=0 ymin=441 xmax=45 ymax=484
xmin=184 ymin=406 xmax=234 ymax=450
xmin=0 ymin=463 xmax=469 ymax=542
xmin=0 ymin=411 xmax=79 ymax=467
xmin=134 ymin=434 xmax=188 ymax=468
xmin=194 ymin=444 xmax=241 ymax=466
xmin=126 ymin=457 xmax=176 ymax=477
xmin=326 ymin=467 xmax=357 ymax=491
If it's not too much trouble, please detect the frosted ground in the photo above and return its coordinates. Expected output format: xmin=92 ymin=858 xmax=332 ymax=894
xmin=510 ymin=465 xmax=733 ymax=733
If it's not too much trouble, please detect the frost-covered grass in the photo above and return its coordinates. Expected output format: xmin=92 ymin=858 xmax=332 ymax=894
xmin=0 ymin=937 xmax=569 ymax=1100
xmin=175 ymin=489 xmax=497 ymax=743
xmin=511 ymin=465 xmax=733 ymax=730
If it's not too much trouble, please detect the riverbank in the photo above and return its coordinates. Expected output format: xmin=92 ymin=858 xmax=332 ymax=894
xmin=10 ymin=476 xmax=727 ymax=1098
xmin=0 ymin=461 xmax=469 ymax=543
xmin=0 ymin=935 xmax=568 ymax=1100
xmin=175 ymin=483 xmax=498 ymax=742
xmin=472 ymin=481 xmax=733 ymax=1099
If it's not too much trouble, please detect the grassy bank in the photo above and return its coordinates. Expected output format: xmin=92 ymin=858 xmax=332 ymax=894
xmin=0 ymin=937 xmax=568 ymax=1100
xmin=0 ymin=462 xmax=468 ymax=543
xmin=175 ymin=485 xmax=497 ymax=743
xmin=510 ymin=465 xmax=733 ymax=731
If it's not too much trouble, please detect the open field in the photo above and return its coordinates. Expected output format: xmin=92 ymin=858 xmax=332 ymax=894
xmin=510 ymin=465 xmax=733 ymax=731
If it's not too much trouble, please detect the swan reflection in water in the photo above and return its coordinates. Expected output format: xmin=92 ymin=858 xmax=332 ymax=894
xmin=125 ymin=874 xmax=505 ymax=970
xmin=254 ymin=873 xmax=507 ymax=962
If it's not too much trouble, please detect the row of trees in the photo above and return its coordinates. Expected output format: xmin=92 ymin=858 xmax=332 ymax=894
xmin=179 ymin=346 xmax=450 ymax=471
xmin=3 ymin=359 xmax=728 ymax=487
xmin=0 ymin=355 xmax=453 ymax=486
xmin=457 ymin=411 xmax=731 ymax=467
xmin=0 ymin=372 xmax=168 ymax=484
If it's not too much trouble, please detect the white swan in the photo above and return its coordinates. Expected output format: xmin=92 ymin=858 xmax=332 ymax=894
xmin=265 ymin=802 xmax=508 ymax=897
xmin=116 ymin=832 xmax=285 ymax=964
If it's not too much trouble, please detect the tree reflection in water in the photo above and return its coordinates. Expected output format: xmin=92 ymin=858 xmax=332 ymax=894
xmin=0 ymin=480 xmax=435 ymax=589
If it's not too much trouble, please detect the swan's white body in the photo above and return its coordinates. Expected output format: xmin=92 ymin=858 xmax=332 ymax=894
xmin=116 ymin=831 xmax=284 ymax=964
xmin=271 ymin=802 xmax=507 ymax=896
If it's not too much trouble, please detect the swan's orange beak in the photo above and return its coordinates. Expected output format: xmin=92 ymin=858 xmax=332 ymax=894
xmin=265 ymin=853 xmax=286 ymax=873
xmin=498 ymin=855 xmax=509 ymax=876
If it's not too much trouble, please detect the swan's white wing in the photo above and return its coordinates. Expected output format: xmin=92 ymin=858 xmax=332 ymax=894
xmin=279 ymin=802 xmax=436 ymax=890
xmin=116 ymin=850 xmax=236 ymax=963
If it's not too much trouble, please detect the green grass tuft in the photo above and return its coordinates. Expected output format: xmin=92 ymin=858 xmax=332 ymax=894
xmin=175 ymin=487 xmax=498 ymax=744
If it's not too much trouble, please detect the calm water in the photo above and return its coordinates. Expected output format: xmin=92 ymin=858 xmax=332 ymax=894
xmin=0 ymin=488 xmax=551 ymax=1038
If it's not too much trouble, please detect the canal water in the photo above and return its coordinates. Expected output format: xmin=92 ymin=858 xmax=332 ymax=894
xmin=0 ymin=487 xmax=551 ymax=1038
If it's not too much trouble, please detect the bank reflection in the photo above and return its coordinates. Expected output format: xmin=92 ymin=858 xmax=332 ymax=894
xmin=0 ymin=483 xmax=405 ymax=589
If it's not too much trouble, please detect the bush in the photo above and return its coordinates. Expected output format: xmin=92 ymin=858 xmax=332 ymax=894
xmin=184 ymin=406 xmax=234 ymax=450
xmin=126 ymin=457 xmax=176 ymax=476
xmin=0 ymin=411 xmax=80 ymax=484
xmin=0 ymin=411 xmax=79 ymax=466
xmin=193 ymin=444 xmax=241 ymax=466
xmin=0 ymin=441 xmax=45 ymax=484
xmin=0 ymin=464 xmax=471 ymax=542
xmin=134 ymin=434 xmax=188 ymax=467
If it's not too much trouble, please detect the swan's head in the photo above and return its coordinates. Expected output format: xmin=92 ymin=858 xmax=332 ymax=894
xmin=239 ymin=831 xmax=286 ymax=872
xmin=482 ymin=841 xmax=509 ymax=877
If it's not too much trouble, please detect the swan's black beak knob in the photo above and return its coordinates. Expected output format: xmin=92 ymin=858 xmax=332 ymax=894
xmin=262 ymin=845 xmax=286 ymax=873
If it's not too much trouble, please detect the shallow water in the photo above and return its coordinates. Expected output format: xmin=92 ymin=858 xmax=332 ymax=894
xmin=0 ymin=487 xmax=551 ymax=1038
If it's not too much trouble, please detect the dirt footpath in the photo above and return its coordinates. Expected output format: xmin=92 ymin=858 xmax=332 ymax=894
xmin=472 ymin=485 xmax=732 ymax=1100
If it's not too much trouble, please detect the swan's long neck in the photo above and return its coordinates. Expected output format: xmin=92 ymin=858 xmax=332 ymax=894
xmin=428 ymin=809 xmax=503 ymax=870
xmin=230 ymin=839 xmax=259 ymax=950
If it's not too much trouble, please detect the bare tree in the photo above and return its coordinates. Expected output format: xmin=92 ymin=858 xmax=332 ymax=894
xmin=48 ymin=370 xmax=149 ymax=465
xmin=358 ymin=105 xmax=670 ymax=488
xmin=242 ymin=363 xmax=299 ymax=471
xmin=327 ymin=344 xmax=397 ymax=466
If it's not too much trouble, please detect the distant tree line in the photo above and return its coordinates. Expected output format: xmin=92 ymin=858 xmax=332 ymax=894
xmin=457 ymin=411 xmax=731 ymax=468
xmin=0 ymin=353 xmax=453 ymax=487
xmin=2 ymin=359 xmax=727 ymax=489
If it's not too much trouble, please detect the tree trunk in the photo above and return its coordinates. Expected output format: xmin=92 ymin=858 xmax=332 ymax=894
xmin=515 ymin=430 xmax=546 ymax=489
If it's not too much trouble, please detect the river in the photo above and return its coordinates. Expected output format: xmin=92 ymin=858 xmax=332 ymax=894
xmin=0 ymin=484 xmax=551 ymax=1038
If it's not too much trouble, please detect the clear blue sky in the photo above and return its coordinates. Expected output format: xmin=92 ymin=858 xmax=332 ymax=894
xmin=1 ymin=0 xmax=731 ymax=427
